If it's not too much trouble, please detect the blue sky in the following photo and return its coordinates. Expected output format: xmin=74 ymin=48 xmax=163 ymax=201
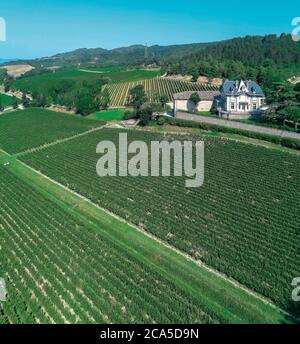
xmin=0 ymin=0 xmax=298 ymax=59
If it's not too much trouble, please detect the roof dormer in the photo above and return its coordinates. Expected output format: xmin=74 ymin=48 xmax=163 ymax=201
xmin=238 ymin=80 xmax=248 ymax=94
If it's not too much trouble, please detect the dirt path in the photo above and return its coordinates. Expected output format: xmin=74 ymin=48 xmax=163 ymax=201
xmin=15 ymin=126 xmax=105 ymax=157
xmin=177 ymin=112 xmax=300 ymax=140
xmin=79 ymin=69 xmax=105 ymax=74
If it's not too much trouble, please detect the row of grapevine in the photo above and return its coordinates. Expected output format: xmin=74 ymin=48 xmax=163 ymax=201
xmin=0 ymin=166 xmax=221 ymax=324
xmin=20 ymin=128 xmax=300 ymax=316
xmin=0 ymin=108 xmax=102 ymax=154
xmin=104 ymin=77 xmax=219 ymax=106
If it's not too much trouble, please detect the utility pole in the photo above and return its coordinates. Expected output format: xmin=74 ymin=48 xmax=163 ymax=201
xmin=144 ymin=43 xmax=148 ymax=62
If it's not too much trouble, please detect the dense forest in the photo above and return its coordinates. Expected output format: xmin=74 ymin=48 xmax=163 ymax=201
xmin=163 ymin=34 xmax=300 ymax=80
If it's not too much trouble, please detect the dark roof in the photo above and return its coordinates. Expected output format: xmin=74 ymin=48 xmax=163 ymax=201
xmin=173 ymin=90 xmax=220 ymax=101
xmin=222 ymin=80 xmax=264 ymax=96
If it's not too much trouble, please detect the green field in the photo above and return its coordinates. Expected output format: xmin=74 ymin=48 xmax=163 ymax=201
xmin=0 ymin=108 xmax=299 ymax=323
xmin=0 ymin=94 xmax=21 ymax=108
xmin=0 ymin=108 xmax=103 ymax=154
xmin=20 ymin=128 xmax=300 ymax=317
xmin=0 ymin=165 xmax=220 ymax=324
xmin=12 ymin=68 xmax=160 ymax=95
xmin=105 ymin=77 xmax=219 ymax=106
xmin=77 ymin=67 xmax=160 ymax=83
xmin=0 ymin=156 xmax=292 ymax=324
xmin=88 ymin=109 xmax=125 ymax=121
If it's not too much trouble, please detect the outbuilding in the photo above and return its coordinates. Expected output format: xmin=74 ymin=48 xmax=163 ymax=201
xmin=173 ymin=90 xmax=221 ymax=115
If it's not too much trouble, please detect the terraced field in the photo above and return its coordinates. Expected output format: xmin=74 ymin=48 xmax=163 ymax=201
xmin=105 ymin=77 xmax=219 ymax=106
xmin=0 ymin=108 xmax=102 ymax=154
xmin=20 ymin=128 xmax=300 ymax=317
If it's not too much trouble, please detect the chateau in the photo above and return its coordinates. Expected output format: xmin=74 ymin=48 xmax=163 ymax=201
xmin=173 ymin=80 xmax=266 ymax=119
xmin=220 ymin=80 xmax=266 ymax=117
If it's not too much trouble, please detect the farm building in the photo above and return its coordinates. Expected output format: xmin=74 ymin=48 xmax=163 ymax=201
xmin=173 ymin=90 xmax=221 ymax=115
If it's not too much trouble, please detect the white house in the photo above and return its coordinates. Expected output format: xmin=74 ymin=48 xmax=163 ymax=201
xmin=219 ymin=80 xmax=266 ymax=118
xmin=173 ymin=80 xmax=266 ymax=119
xmin=173 ymin=90 xmax=221 ymax=115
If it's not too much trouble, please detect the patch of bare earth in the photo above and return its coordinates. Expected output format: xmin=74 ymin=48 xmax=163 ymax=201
xmin=2 ymin=64 xmax=35 ymax=78
xmin=288 ymin=76 xmax=300 ymax=84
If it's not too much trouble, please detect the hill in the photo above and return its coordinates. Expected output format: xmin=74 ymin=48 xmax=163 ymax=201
xmin=5 ymin=34 xmax=300 ymax=72
xmin=165 ymin=34 xmax=300 ymax=82
xmin=6 ymin=42 xmax=214 ymax=69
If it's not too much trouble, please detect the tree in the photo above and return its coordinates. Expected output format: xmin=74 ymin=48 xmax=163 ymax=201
xmin=139 ymin=107 xmax=152 ymax=126
xmin=127 ymin=85 xmax=147 ymax=110
xmin=283 ymin=107 xmax=300 ymax=122
xmin=12 ymin=98 xmax=19 ymax=109
xmin=22 ymin=93 xmax=30 ymax=108
xmin=159 ymin=95 xmax=168 ymax=109
xmin=4 ymin=80 xmax=12 ymax=93
xmin=75 ymin=93 xmax=97 ymax=116
xmin=189 ymin=92 xmax=201 ymax=109
xmin=0 ymin=97 xmax=3 ymax=112
xmin=294 ymin=83 xmax=300 ymax=92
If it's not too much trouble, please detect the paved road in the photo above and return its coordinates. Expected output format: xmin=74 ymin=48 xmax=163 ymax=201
xmin=176 ymin=112 xmax=300 ymax=140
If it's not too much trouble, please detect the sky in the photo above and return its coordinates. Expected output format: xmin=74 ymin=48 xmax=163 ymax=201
xmin=0 ymin=0 xmax=299 ymax=59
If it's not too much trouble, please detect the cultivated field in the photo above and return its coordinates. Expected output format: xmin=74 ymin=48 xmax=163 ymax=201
xmin=0 ymin=108 xmax=102 ymax=154
xmin=0 ymin=156 xmax=287 ymax=324
xmin=20 ymin=128 xmax=300 ymax=317
xmin=0 ymin=166 xmax=219 ymax=324
xmin=0 ymin=108 xmax=299 ymax=323
xmin=105 ymin=77 xmax=219 ymax=106
xmin=12 ymin=68 xmax=160 ymax=95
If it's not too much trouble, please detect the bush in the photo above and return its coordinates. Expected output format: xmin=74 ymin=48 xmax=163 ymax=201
xmin=123 ymin=110 xmax=138 ymax=120
xmin=157 ymin=116 xmax=166 ymax=125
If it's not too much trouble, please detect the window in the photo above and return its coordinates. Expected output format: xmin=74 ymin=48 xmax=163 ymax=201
xmin=231 ymin=102 xmax=235 ymax=110
xmin=253 ymin=103 xmax=257 ymax=110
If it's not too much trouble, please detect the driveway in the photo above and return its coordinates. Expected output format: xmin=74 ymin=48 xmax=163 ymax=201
xmin=176 ymin=112 xmax=300 ymax=140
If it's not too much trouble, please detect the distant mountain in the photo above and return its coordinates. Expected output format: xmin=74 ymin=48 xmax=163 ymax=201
xmin=11 ymin=42 xmax=215 ymax=68
xmin=4 ymin=34 xmax=299 ymax=72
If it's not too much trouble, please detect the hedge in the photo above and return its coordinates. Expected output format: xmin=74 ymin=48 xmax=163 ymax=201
xmin=164 ymin=117 xmax=300 ymax=150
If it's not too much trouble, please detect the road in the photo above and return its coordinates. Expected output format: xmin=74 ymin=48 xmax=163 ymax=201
xmin=176 ymin=112 xmax=300 ymax=140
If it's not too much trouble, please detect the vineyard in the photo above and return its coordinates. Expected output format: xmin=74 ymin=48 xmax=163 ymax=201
xmin=1 ymin=160 xmax=286 ymax=324
xmin=104 ymin=77 xmax=219 ymax=106
xmin=0 ymin=165 xmax=224 ymax=324
xmin=20 ymin=128 xmax=300 ymax=316
xmin=0 ymin=108 xmax=102 ymax=154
